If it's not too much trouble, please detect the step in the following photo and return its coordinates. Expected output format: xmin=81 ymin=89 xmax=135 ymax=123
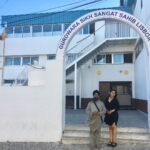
xmin=65 ymin=124 xmax=149 ymax=133
xmin=62 ymin=125 xmax=150 ymax=144
xmin=63 ymin=130 xmax=150 ymax=140
xmin=62 ymin=136 xmax=150 ymax=145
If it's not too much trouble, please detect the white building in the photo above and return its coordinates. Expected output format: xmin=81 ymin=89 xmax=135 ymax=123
xmin=0 ymin=0 xmax=149 ymax=142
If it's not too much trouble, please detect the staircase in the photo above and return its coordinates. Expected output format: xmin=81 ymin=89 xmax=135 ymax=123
xmin=62 ymin=124 xmax=150 ymax=144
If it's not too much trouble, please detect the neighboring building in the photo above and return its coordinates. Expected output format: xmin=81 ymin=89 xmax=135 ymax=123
xmin=0 ymin=0 xmax=148 ymax=114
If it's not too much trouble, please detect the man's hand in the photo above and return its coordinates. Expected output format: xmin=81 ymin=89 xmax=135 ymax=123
xmin=92 ymin=112 xmax=100 ymax=117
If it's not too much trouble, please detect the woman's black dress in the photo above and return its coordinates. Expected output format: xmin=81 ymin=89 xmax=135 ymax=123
xmin=104 ymin=97 xmax=120 ymax=126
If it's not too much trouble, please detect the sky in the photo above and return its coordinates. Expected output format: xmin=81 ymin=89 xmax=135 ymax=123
xmin=0 ymin=0 xmax=120 ymax=16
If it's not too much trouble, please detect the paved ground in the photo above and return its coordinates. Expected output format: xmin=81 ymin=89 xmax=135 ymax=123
xmin=0 ymin=142 xmax=150 ymax=150
xmin=66 ymin=109 xmax=149 ymax=128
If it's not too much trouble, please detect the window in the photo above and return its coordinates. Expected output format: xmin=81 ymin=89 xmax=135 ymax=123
xmin=113 ymin=54 xmax=123 ymax=64
xmin=89 ymin=23 xmax=95 ymax=34
xmin=43 ymin=25 xmax=52 ymax=32
xmin=23 ymin=57 xmax=30 ymax=65
xmin=53 ymin=24 xmax=61 ymax=32
xmin=124 ymin=53 xmax=133 ymax=63
xmin=23 ymin=26 xmax=30 ymax=33
xmin=6 ymin=27 xmax=13 ymax=34
xmin=5 ymin=56 xmax=21 ymax=65
xmin=47 ymin=55 xmax=56 ymax=60
xmin=14 ymin=26 xmax=22 ymax=33
xmin=5 ymin=57 xmax=13 ymax=65
xmin=32 ymin=26 xmax=42 ymax=33
xmin=14 ymin=57 xmax=21 ymax=65
xmin=83 ymin=25 xmax=89 ymax=34
xmin=31 ymin=56 xmax=39 ymax=65
xmin=64 ymin=24 xmax=71 ymax=31
xmin=106 ymin=54 xmax=112 ymax=63
xmin=93 ymin=54 xmax=112 ymax=64
xmin=23 ymin=56 xmax=39 ymax=65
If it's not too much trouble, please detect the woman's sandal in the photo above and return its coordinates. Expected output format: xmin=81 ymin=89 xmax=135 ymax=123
xmin=107 ymin=142 xmax=112 ymax=146
xmin=111 ymin=142 xmax=117 ymax=147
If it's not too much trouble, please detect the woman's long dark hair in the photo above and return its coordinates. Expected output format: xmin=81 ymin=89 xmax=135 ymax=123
xmin=109 ymin=89 xmax=117 ymax=99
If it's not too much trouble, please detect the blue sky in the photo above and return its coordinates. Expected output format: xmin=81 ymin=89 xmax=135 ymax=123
xmin=0 ymin=0 xmax=120 ymax=16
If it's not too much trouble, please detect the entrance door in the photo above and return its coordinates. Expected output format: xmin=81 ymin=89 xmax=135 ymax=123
xmin=99 ymin=81 xmax=132 ymax=106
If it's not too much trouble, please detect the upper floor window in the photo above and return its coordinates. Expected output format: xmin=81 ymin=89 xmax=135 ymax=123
xmin=93 ymin=54 xmax=112 ymax=64
xmin=47 ymin=54 xmax=56 ymax=60
xmin=23 ymin=56 xmax=39 ymax=65
xmin=6 ymin=27 xmax=13 ymax=34
xmin=113 ymin=53 xmax=124 ymax=64
xmin=23 ymin=26 xmax=30 ymax=33
xmin=64 ymin=24 xmax=71 ymax=31
xmin=5 ymin=56 xmax=21 ymax=66
xmin=32 ymin=26 xmax=42 ymax=33
xmin=14 ymin=26 xmax=22 ymax=33
xmin=93 ymin=53 xmax=133 ymax=65
xmin=43 ymin=25 xmax=52 ymax=32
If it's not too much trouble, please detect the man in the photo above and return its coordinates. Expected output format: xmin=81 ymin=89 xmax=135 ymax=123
xmin=86 ymin=90 xmax=106 ymax=149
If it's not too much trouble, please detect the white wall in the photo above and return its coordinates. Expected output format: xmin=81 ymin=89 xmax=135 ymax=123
xmin=134 ymin=0 xmax=150 ymax=28
xmin=0 ymin=59 xmax=64 ymax=142
xmin=134 ymin=47 xmax=148 ymax=100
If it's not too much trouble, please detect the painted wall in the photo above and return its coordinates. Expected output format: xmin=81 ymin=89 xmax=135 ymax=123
xmin=0 ymin=60 xmax=64 ymax=142
xmin=134 ymin=47 xmax=148 ymax=100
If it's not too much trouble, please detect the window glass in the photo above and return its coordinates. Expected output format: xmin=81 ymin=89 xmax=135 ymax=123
xmin=83 ymin=25 xmax=89 ymax=34
xmin=14 ymin=26 xmax=22 ymax=33
xmin=64 ymin=24 xmax=71 ymax=31
xmin=32 ymin=26 xmax=42 ymax=33
xmin=113 ymin=54 xmax=123 ymax=64
xmin=31 ymin=57 xmax=39 ymax=65
xmin=14 ymin=57 xmax=21 ymax=65
xmin=5 ymin=57 xmax=13 ymax=65
xmin=53 ymin=24 xmax=61 ymax=31
xmin=106 ymin=54 xmax=112 ymax=63
xmin=6 ymin=27 xmax=13 ymax=34
xmin=97 ymin=55 xmax=106 ymax=64
xmin=47 ymin=55 xmax=56 ymax=60
xmin=23 ymin=26 xmax=30 ymax=33
xmin=124 ymin=53 xmax=133 ymax=63
xmin=43 ymin=25 xmax=52 ymax=32
xmin=23 ymin=57 xmax=30 ymax=65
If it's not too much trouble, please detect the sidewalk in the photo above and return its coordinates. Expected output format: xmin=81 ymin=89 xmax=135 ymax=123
xmin=0 ymin=142 xmax=149 ymax=150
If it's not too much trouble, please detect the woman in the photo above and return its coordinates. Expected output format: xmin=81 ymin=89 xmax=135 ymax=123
xmin=104 ymin=89 xmax=120 ymax=147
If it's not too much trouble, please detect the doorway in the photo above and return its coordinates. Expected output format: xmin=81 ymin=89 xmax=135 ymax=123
xmin=99 ymin=81 xmax=132 ymax=106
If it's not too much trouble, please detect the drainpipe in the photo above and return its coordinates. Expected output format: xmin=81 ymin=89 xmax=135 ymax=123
xmin=74 ymin=63 xmax=77 ymax=110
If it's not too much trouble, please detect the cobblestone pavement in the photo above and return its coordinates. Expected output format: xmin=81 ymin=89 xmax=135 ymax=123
xmin=0 ymin=142 xmax=150 ymax=150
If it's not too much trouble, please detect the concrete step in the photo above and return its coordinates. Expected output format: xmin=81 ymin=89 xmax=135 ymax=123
xmin=62 ymin=125 xmax=150 ymax=144
xmin=65 ymin=124 xmax=149 ymax=133
xmin=63 ymin=130 xmax=150 ymax=140
xmin=62 ymin=136 xmax=150 ymax=145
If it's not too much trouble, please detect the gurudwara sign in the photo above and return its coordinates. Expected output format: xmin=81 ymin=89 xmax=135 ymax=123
xmin=57 ymin=9 xmax=150 ymax=57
